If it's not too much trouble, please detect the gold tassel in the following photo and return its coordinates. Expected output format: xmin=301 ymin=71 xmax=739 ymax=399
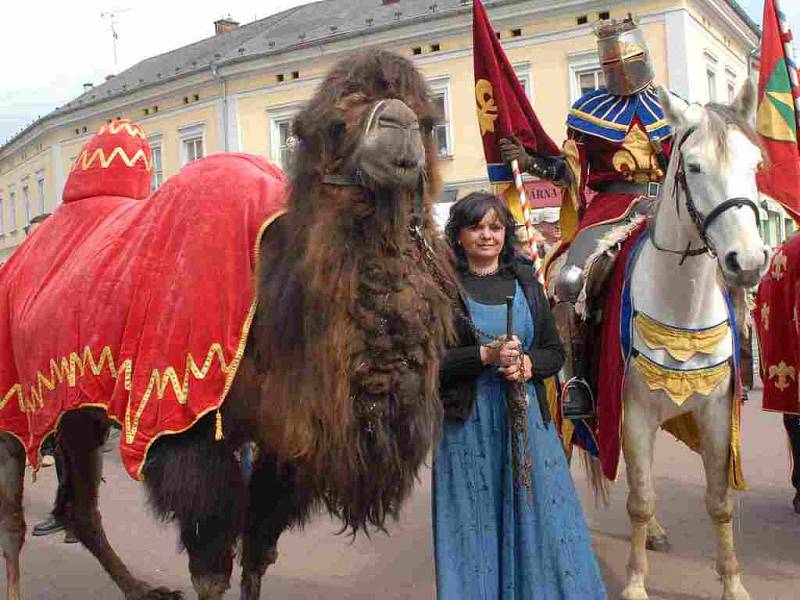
xmin=215 ymin=410 xmax=224 ymax=441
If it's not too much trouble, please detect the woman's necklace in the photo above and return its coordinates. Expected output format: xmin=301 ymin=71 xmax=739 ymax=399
xmin=468 ymin=263 xmax=500 ymax=277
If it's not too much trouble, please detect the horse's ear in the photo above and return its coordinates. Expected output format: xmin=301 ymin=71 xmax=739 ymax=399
xmin=657 ymin=86 xmax=689 ymax=128
xmin=731 ymin=79 xmax=757 ymax=125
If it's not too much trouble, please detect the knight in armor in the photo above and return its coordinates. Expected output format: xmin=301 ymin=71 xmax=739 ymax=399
xmin=500 ymin=15 xmax=673 ymax=419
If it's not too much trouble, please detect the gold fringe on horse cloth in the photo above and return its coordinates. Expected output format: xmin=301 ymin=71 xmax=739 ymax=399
xmin=575 ymin=215 xmax=647 ymax=319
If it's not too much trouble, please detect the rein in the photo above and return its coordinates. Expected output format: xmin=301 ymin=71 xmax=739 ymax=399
xmin=647 ymin=125 xmax=760 ymax=265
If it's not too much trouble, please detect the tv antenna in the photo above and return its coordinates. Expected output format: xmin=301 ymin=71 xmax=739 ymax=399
xmin=101 ymin=8 xmax=132 ymax=69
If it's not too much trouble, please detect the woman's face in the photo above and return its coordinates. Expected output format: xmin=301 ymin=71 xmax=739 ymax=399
xmin=458 ymin=209 xmax=506 ymax=264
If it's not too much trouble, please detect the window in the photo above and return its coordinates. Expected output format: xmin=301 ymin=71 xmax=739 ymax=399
xmin=271 ymin=119 xmax=294 ymax=169
xmin=151 ymin=146 xmax=164 ymax=191
xmin=8 ymin=190 xmax=16 ymax=232
xmin=179 ymin=124 xmax=205 ymax=165
xmin=577 ymin=68 xmax=605 ymax=97
xmin=727 ymin=82 xmax=736 ymax=102
xmin=706 ymin=68 xmax=717 ymax=102
xmin=429 ymin=79 xmax=453 ymax=158
xmin=22 ymin=185 xmax=30 ymax=227
xmin=513 ymin=64 xmax=532 ymax=100
xmin=37 ymin=174 xmax=45 ymax=213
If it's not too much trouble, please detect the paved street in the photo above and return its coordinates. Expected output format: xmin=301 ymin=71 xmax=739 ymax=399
xmin=4 ymin=384 xmax=799 ymax=599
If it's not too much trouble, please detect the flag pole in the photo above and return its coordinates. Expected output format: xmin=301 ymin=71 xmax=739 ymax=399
xmin=510 ymin=158 xmax=543 ymax=283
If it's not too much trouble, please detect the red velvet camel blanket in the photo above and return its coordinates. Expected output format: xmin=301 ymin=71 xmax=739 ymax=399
xmin=0 ymin=121 xmax=286 ymax=479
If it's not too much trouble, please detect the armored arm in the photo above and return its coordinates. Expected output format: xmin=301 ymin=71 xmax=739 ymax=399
xmin=498 ymin=136 xmax=569 ymax=184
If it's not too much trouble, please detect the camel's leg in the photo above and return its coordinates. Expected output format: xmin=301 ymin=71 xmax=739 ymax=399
xmin=179 ymin=513 xmax=236 ymax=600
xmin=60 ymin=410 xmax=182 ymax=600
xmin=0 ymin=434 xmax=26 ymax=600
xmin=645 ymin=516 xmax=670 ymax=552
xmin=621 ymin=398 xmax=658 ymax=600
xmin=695 ymin=397 xmax=750 ymax=600
xmin=240 ymin=454 xmax=304 ymax=600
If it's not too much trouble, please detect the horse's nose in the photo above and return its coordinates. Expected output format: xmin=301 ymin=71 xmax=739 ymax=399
xmin=724 ymin=251 xmax=741 ymax=275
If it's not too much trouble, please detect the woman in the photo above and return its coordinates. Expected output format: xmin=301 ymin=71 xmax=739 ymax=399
xmin=435 ymin=192 xmax=606 ymax=599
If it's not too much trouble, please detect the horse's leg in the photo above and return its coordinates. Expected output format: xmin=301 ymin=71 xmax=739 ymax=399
xmin=0 ymin=434 xmax=26 ymax=600
xmin=240 ymin=453 xmax=303 ymax=600
xmin=60 ymin=409 xmax=182 ymax=600
xmin=621 ymin=396 xmax=659 ymax=600
xmin=695 ymin=397 xmax=750 ymax=600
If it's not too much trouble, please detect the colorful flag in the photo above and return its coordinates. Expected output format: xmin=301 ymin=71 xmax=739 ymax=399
xmin=472 ymin=0 xmax=560 ymax=278
xmin=756 ymin=0 xmax=800 ymax=220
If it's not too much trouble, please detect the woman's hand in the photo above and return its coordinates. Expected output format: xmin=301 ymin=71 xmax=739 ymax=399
xmin=480 ymin=336 xmax=521 ymax=367
xmin=500 ymin=354 xmax=533 ymax=383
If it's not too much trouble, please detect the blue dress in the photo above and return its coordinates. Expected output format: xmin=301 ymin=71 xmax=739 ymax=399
xmin=433 ymin=282 xmax=606 ymax=599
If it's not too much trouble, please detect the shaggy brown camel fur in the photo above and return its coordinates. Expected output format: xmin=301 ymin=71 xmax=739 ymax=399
xmin=0 ymin=50 xmax=455 ymax=600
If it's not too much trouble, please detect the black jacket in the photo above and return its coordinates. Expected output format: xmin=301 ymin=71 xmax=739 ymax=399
xmin=439 ymin=260 xmax=565 ymax=422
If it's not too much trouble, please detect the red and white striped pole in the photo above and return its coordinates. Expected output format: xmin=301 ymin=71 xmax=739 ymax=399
xmin=510 ymin=158 xmax=544 ymax=283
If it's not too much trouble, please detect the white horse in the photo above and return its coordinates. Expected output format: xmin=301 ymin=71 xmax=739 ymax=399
xmin=617 ymin=82 xmax=769 ymax=599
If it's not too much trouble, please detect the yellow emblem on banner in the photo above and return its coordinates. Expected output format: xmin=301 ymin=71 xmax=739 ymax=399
xmin=768 ymin=361 xmax=796 ymax=391
xmin=475 ymin=79 xmax=499 ymax=136
xmin=635 ymin=312 xmax=729 ymax=362
xmin=633 ymin=354 xmax=731 ymax=406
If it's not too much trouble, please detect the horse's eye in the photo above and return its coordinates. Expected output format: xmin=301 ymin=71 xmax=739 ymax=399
xmin=687 ymin=163 xmax=703 ymax=174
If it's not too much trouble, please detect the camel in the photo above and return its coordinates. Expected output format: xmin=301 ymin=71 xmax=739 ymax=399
xmin=0 ymin=50 xmax=455 ymax=600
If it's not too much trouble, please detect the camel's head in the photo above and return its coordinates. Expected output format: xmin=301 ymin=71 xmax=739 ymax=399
xmin=291 ymin=50 xmax=439 ymax=194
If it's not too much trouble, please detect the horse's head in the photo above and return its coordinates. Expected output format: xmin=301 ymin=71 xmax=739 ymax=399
xmin=658 ymin=82 xmax=769 ymax=287
xmin=291 ymin=51 xmax=438 ymax=193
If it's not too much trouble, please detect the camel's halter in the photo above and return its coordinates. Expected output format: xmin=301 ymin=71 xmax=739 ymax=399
xmin=647 ymin=124 xmax=760 ymax=265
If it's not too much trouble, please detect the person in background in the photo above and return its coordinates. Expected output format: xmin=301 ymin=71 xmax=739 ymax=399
xmin=433 ymin=192 xmax=606 ymax=599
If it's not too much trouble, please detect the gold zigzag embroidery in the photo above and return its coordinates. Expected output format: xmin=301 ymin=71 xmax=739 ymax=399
xmin=124 ymin=344 xmax=235 ymax=444
xmin=99 ymin=121 xmax=147 ymax=139
xmin=1 ymin=344 xmax=233 ymax=445
xmin=73 ymin=147 xmax=152 ymax=172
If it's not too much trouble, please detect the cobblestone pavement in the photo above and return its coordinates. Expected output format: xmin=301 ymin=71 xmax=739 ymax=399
xmin=3 ymin=384 xmax=799 ymax=599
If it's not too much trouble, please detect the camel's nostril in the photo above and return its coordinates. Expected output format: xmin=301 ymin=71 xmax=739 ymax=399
xmin=724 ymin=251 xmax=741 ymax=274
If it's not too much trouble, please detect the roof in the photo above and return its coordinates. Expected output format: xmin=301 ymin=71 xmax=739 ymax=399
xmin=2 ymin=0 xmax=763 ymax=151
xmin=3 ymin=0 xmax=477 ymax=151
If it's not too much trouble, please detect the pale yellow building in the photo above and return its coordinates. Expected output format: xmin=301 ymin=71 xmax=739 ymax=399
xmin=0 ymin=0 xmax=763 ymax=261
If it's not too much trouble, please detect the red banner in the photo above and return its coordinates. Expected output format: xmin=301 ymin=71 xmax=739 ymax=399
xmin=756 ymin=0 xmax=800 ymax=220
xmin=473 ymin=0 xmax=559 ymax=180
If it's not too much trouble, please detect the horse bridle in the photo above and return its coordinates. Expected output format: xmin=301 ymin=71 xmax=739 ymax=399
xmin=647 ymin=125 xmax=760 ymax=264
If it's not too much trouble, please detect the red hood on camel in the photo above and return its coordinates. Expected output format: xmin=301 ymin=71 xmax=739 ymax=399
xmin=0 ymin=120 xmax=287 ymax=479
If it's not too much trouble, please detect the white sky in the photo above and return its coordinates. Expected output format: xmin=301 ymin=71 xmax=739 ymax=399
xmin=1 ymin=0 xmax=797 ymax=145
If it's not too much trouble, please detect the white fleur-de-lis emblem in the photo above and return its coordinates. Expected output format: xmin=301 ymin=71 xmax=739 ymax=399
xmin=772 ymin=250 xmax=788 ymax=280
xmin=769 ymin=361 xmax=796 ymax=391
xmin=761 ymin=303 xmax=770 ymax=331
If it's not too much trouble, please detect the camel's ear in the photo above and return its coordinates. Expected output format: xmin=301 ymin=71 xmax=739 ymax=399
xmin=658 ymin=86 xmax=690 ymax=128
xmin=731 ymin=78 xmax=757 ymax=125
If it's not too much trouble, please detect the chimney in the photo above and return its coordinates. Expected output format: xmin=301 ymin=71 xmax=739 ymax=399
xmin=214 ymin=18 xmax=240 ymax=35
xmin=83 ymin=82 xmax=94 ymax=93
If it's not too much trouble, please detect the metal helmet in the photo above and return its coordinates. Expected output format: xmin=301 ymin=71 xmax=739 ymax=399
xmin=595 ymin=15 xmax=655 ymax=96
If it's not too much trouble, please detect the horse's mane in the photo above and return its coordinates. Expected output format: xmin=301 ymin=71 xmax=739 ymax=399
xmin=249 ymin=50 xmax=454 ymax=533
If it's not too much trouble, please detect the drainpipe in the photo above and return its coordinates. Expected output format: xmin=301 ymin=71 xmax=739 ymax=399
xmin=210 ymin=63 xmax=229 ymax=152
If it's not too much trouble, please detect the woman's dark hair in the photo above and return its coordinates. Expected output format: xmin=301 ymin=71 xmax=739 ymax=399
xmin=444 ymin=191 xmax=519 ymax=276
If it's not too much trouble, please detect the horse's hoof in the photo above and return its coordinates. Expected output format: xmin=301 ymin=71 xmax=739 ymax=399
xmin=128 ymin=587 xmax=184 ymax=600
xmin=621 ymin=584 xmax=649 ymax=600
xmin=645 ymin=534 xmax=671 ymax=553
